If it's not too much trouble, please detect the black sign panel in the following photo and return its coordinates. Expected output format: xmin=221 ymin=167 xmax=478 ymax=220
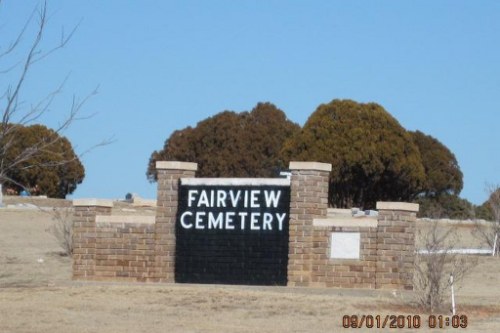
xmin=175 ymin=179 xmax=290 ymax=286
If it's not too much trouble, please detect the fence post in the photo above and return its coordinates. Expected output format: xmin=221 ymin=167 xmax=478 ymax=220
xmin=493 ymin=233 xmax=498 ymax=257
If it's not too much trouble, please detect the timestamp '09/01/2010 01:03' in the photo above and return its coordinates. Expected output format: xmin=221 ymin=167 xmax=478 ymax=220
xmin=342 ymin=314 xmax=468 ymax=329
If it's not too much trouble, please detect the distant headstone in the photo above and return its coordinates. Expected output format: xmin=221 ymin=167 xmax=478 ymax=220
xmin=279 ymin=170 xmax=292 ymax=179
xmin=351 ymin=207 xmax=365 ymax=217
xmin=365 ymin=210 xmax=378 ymax=217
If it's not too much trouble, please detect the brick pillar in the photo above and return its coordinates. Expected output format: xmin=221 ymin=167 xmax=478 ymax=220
xmin=287 ymin=161 xmax=331 ymax=287
xmin=375 ymin=202 xmax=419 ymax=290
xmin=153 ymin=161 xmax=197 ymax=283
xmin=72 ymin=199 xmax=112 ymax=280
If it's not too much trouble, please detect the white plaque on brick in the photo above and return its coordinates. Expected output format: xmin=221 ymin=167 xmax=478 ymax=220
xmin=330 ymin=232 xmax=360 ymax=259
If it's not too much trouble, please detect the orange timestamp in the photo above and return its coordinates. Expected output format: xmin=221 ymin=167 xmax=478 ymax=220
xmin=342 ymin=314 xmax=468 ymax=329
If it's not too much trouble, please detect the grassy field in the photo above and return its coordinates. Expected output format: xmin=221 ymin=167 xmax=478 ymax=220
xmin=1 ymin=202 xmax=499 ymax=332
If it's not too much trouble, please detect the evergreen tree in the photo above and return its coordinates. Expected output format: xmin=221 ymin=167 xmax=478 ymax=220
xmin=410 ymin=130 xmax=463 ymax=196
xmin=147 ymin=102 xmax=300 ymax=180
xmin=281 ymin=99 xmax=425 ymax=208
xmin=1 ymin=124 xmax=84 ymax=198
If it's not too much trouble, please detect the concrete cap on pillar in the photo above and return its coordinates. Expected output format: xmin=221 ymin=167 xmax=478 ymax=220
xmin=73 ymin=198 xmax=113 ymax=207
xmin=289 ymin=161 xmax=332 ymax=172
xmin=155 ymin=161 xmax=198 ymax=171
xmin=376 ymin=201 xmax=419 ymax=212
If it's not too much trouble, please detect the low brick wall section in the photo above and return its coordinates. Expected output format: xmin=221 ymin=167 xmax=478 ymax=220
xmin=73 ymin=200 xmax=157 ymax=282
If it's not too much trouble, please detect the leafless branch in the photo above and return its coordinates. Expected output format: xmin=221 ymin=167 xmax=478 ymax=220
xmin=414 ymin=221 xmax=477 ymax=313
xmin=0 ymin=5 xmax=35 ymax=60
xmin=48 ymin=206 xmax=74 ymax=256
xmin=0 ymin=1 xmax=110 ymax=199
xmin=1 ymin=2 xmax=82 ymax=127
xmin=2 ymin=5 xmax=46 ymax=126
xmin=77 ymin=135 xmax=116 ymax=159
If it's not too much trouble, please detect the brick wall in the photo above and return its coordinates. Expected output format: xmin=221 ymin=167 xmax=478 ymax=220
xmin=288 ymin=163 xmax=418 ymax=290
xmin=72 ymin=199 xmax=157 ymax=282
xmin=93 ymin=220 xmax=155 ymax=282
xmin=73 ymin=160 xmax=418 ymax=290
xmin=72 ymin=162 xmax=197 ymax=283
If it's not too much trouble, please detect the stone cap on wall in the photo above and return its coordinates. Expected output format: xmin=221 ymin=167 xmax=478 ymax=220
xmin=376 ymin=201 xmax=419 ymax=212
xmin=73 ymin=198 xmax=113 ymax=208
xmin=95 ymin=215 xmax=155 ymax=224
xmin=313 ymin=218 xmax=378 ymax=228
xmin=289 ymin=161 xmax=332 ymax=172
xmin=156 ymin=161 xmax=198 ymax=171
xmin=181 ymin=178 xmax=290 ymax=186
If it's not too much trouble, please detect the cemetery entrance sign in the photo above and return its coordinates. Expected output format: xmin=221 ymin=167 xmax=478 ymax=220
xmin=175 ymin=178 xmax=290 ymax=285
xmin=72 ymin=161 xmax=418 ymax=290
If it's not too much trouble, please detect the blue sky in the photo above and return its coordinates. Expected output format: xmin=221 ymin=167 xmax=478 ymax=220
xmin=1 ymin=1 xmax=499 ymax=204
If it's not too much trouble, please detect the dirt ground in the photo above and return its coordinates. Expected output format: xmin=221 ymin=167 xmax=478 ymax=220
xmin=1 ymin=203 xmax=500 ymax=333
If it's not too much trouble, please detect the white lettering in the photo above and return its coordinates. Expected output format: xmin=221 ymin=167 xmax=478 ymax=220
xmin=229 ymin=190 xmax=241 ymax=207
xmin=210 ymin=190 xmax=215 ymax=207
xmin=264 ymin=190 xmax=281 ymax=208
xmin=195 ymin=212 xmax=206 ymax=229
xmin=180 ymin=211 xmax=193 ymax=229
xmin=250 ymin=212 xmax=260 ymax=230
xmin=225 ymin=212 xmax=235 ymax=229
xmin=250 ymin=190 xmax=260 ymax=208
xmin=216 ymin=190 xmax=227 ymax=207
xmin=244 ymin=190 xmax=248 ymax=207
xmin=188 ymin=190 xmax=198 ymax=207
xmin=276 ymin=213 xmax=287 ymax=231
xmin=198 ymin=191 xmax=209 ymax=207
xmin=181 ymin=186 xmax=288 ymax=232
xmin=208 ymin=212 xmax=223 ymax=229
xmin=263 ymin=213 xmax=273 ymax=230
xmin=238 ymin=212 xmax=248 ymax=229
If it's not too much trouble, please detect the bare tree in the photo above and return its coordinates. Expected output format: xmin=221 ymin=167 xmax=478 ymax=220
xmin=474 ymin=184 xmax=500 ymax=256
xmin=0 ymin=1 xmax=109 ymax=203
xmin=414 ymin=221 xmax=477 ymax=313
xmin=47 ymin=206 xmax=74 ymax=256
